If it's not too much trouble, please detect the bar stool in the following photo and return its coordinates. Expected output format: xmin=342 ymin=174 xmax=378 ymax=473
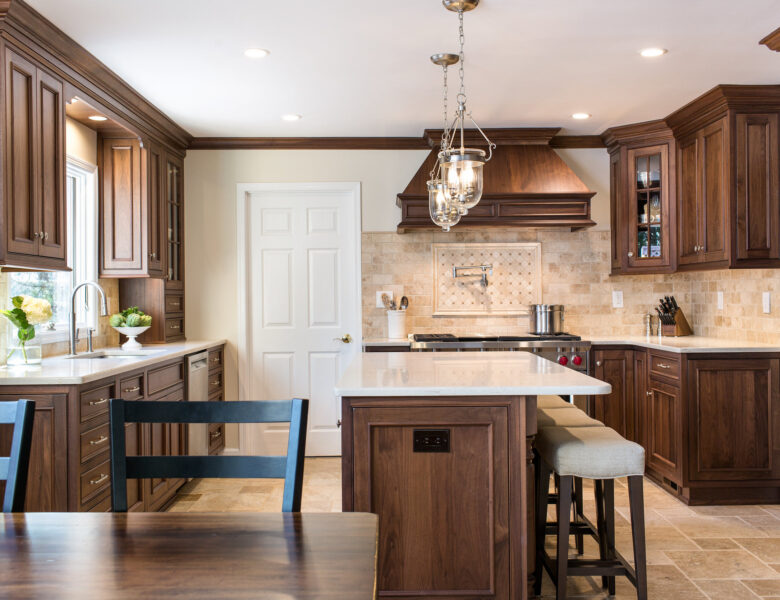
xmin=537 ymin=406 xmax=603 ymax=555
xmin=533 ymin=426 xmax=647 ymax=600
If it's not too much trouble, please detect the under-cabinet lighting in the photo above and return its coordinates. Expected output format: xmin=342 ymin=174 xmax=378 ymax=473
xmin=88 ymin=115 xmax=107 ymax=121
xmin=572 ymin=113 xmax=591 ymax=120
xmin=640 ymin=47 xmax=667 ymax=58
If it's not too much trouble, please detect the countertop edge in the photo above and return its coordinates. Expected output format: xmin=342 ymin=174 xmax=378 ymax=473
xmin=336 ymin=384 xmax=613 ymax=397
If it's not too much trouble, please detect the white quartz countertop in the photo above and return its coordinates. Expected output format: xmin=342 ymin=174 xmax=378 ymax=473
xmin=0 ymin=340 xmax=227 ymax=385
xmin=335 ymin=351 xmax=612 ymax=397
xmin=363 ymin=336 xmax=780 ymax=354
xmin=590 ymin=335 xmax=780 ymax=354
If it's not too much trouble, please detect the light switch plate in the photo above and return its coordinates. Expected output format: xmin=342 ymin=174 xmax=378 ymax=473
xmin=612 ymin=290 xmax=624 ymax=308
xmin=763 ymin=291 xmax=771 ymax=314
xmin=717 ymin=291 xmax=724 ymax=310
xmin=376 ymin=290 xmax=393 ymax=308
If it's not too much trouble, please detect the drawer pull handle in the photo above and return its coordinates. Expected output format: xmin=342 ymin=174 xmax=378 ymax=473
xmin=89 ymin=435 xmax=108 ymax=446
xmin=88 ymin=398 xmax=109 ymax=406
xmin=210 ymin=430 xmax=222 ymax=439
xmin=646 ymin=391 xmax=653 ymax=397
xmin=123 ymin=386 xmax=141 ymax=393
xmin=169 ymin=324 xmax=181 ymax=330
xmin=210 ymin=358 xmax=220 ymax=363
xmin=210 ymin=381 xmax=220 ymax=387
xmin=89 ymin=473 xmax=109 ymax=486
xmin=657 ymin=363 xmax=672 ymax=369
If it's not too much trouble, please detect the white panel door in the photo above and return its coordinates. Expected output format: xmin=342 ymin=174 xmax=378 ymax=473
xmin=237 ymin=183 xmax=361 ymax=456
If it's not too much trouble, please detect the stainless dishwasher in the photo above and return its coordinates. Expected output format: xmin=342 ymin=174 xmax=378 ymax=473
xmin=186 ymin=351 xmax=210 ymax=455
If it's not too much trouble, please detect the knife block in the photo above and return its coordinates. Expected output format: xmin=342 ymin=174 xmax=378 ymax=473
xmin=661 ymin=309 xmax=693 ymax=337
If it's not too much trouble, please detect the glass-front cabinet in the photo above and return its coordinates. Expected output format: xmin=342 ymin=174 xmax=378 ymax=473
xmin=625 ymin=144 xmax=672 ymax=271
xmin=165 ymin=154 xmax=184 ymax=290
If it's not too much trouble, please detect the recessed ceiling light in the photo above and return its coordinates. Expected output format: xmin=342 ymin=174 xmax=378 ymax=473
xmin=281 ymin=114 xmax=302 ymax=121
xmin=244 ymin=48 xmax=270 ymax=59
xmin=640 ymin=47 xmax=667 ymax=58
xmin=88 ymin=115 xmax=107 ymax=121
xmin=572 ymin=113 xmax=591 ymax=120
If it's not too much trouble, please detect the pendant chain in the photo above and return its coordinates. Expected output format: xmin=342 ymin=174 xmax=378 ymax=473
xmin=457 ymin=9 xmax=466 ymax=107
xmin=441 ymin=65 xmax=449 ymax=147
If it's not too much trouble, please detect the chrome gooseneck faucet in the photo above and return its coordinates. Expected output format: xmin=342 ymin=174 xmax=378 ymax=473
xmin=70 ymin=281 xmax=108 ymax=356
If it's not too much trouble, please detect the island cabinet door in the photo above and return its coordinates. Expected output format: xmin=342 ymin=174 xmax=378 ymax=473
xmin=351 ymin=406 xmax=511 ymax=600
xmin=645 ymin=378 xmax=682 ymax=482
xmin=687 ymin=358 xmax=780 ymax=482
xmin=592 ymin=349 xmax=635 ymax=440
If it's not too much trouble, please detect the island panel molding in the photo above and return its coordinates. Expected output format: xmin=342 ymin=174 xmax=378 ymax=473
xmin=432 ymin=242 xmax=542 ymax=316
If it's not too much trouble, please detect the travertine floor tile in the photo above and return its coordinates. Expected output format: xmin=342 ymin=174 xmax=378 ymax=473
xmin=665 ymin=515 xmax=768 ymax=539
xmin=665 ymin=550 xmax=779 ymax=580
xmin=734 ymin=539 xmax=780 ymax=564
xmin=743 ymin=579 xmax=780 ymax=596
xmin=693 ymin=538 xmax=741 ymax=550
xmin=695 ymin=580 xmax=759 ymax=599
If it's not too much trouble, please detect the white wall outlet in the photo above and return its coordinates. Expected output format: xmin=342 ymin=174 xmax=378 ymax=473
xmin=376 ymin=290 xmax=393 ymax=309
xmin=612 ymin=290 xmax=624 ymax=308
xmin=763 ymin=291 xmax=771 ymax=314
xmin=717 ymin=291 xmax=724 ymax=310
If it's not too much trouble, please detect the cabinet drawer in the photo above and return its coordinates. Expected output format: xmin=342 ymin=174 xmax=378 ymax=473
xmin=148 ymin=360 xmax=185 ymax=396
xmin=649 ymin=352 xmax=680 ymax=380
xmin=208 ymin=390 xmax=224 ymax=403
xmin=165 ymin=318 xmax=184 ymax=339
xmin=80 ymin=456 xmax=111 ymax=503
xmin=80 ymin=422 xmax=110 ymax=463
xmin=86 ymin=493 xmax=112 ymax=512
xmin=208 ymin=347 xmax=223 ymax=370
xmin=208 ymin=370 xmax=223 ymax=393
xmin=119 ymin=374 xmax=144 ymax=400
xmin=80 ymin=384 xmax=114 ymax=422
xmin=164 ymin=294 xmax=184 ymax=314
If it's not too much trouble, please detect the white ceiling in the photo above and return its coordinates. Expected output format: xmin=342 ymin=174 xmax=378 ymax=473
xmin=28 ymin=0 xmax=780 ymax=137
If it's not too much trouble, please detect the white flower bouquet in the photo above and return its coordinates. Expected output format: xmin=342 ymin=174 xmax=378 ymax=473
xmin=1 ymin=295 xmax=52 ymax=364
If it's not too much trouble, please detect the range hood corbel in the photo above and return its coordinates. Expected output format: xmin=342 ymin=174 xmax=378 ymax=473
xmin=396 ymin=128 xmax=597 ymax=233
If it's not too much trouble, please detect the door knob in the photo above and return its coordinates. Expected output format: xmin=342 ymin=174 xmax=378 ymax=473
xmin=334 ymin=334 xmax=353 ymax=344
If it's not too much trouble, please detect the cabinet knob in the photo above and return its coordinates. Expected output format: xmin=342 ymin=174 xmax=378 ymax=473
xmin=44 ymin=232 xmax=48 ymax=240
xmin=150 ymin=252 xmax=157 ymax=259
xmin=627 ymin=251 xmax=634 ymax=258
xmin=646 ymin=391 xmax=653 ymax=396
xmin=596 ymin=360 xmax=602 ymax=367
xmin=33 ymin=232 xmax=39 ymax=238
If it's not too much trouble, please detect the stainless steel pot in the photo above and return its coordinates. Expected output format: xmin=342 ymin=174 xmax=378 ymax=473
xmin=529 ymin=304 xmax=565 ymax=335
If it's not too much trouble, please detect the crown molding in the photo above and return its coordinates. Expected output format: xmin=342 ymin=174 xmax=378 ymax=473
xmin=760 ymin=27 xmax=780 ymax=52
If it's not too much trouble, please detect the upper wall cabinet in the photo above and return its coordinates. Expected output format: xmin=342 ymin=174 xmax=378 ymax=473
xmin=603 ymin=121 xmax=676 ymax=274
xmin=666 ymin=85 xmax=780 ymax=270
xmin=99 ymin=136 xmax=167 ymax=278
xmin=1 ymin=44 xmax=67 ymax=270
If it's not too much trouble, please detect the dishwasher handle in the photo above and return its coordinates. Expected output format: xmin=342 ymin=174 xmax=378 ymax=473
xmin=187 ymin=351 xmax=210 ymax=373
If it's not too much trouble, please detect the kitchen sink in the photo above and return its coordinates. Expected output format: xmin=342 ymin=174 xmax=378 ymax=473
xmin=65 ymin=349 xmax=165 ymax=359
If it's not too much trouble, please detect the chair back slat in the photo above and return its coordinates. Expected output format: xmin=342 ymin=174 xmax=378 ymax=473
xmin=1 ymin=400 xmax=36 ymax=512
xmin=109 ymin=398 xmax=308 ymax=513
xmin=123 ymin=400 xmax=294 ymax=423
xmin=126 ymin=455 xmax=287 ymax=480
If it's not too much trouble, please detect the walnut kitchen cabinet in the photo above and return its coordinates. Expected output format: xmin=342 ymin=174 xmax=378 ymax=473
xmin=1 ymin=43 xmax=67 ymax=270
xmin=592 ymin=348 xmax=637 ymax=441
xmin=207 ymin=346 xmax=225 ymax=454
xmin=592 ymin=344 xmax=780 ymax=505
xmin=603 ymin=121 xmax=676 ymax=274
xmin=666 ymin=86 xmax=780 ymax=270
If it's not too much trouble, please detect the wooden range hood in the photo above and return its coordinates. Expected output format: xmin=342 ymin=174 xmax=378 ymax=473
xmin=397 ymin=128 xmax=596 ymax=233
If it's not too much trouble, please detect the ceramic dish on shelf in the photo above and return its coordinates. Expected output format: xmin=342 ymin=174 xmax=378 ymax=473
xmin=112 ymin=326 xmax=151 ymax=351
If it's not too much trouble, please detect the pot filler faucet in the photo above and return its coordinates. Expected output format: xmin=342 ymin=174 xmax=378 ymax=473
xmin=70 ymin=281 xmax=109 ymax=356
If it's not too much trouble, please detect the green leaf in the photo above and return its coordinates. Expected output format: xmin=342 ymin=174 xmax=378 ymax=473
xmin=0 ymin=308 xmax=30 ymax=331
xmin=11 ymin=296 xmax=23 ymax=309
xmin=17 ymin=325 xmax=35 ymax=343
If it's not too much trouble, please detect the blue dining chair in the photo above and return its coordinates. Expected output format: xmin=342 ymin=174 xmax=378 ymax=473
xmin=109 ymin=399 xmax=309 ymax=512
xmin=1 ymin=400 xmax=35 ymax=512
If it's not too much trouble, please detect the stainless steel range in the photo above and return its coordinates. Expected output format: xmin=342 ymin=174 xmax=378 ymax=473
xmin=409 ymin=333 xmax=591 ymax=374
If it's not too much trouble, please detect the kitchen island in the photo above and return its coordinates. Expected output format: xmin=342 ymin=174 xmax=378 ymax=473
xmin=336 ymin=351 xmax=611 ymax=600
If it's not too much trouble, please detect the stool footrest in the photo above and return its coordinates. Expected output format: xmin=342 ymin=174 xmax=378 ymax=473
xmin=541 ymin=552 xmax=638 ymax=586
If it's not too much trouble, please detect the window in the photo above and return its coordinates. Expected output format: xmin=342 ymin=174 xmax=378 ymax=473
xmin=7 ymin=158 xmax=98 ymax=343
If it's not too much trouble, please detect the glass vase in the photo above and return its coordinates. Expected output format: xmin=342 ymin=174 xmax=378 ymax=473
xmin=7 ymin=342 xmax=42 ymax=366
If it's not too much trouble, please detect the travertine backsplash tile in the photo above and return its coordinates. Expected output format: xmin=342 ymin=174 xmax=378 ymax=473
xmin=362 ymin=229 xmax=780 ymax=343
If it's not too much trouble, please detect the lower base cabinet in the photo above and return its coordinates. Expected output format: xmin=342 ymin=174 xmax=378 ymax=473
xmin=591 ymin=345 xmax=780 ymax=504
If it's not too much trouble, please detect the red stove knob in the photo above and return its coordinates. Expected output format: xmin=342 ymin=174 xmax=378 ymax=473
xmin=572 ymin=355 xmax=583 ymax=366
xmin=558 ymin=356 xmax=569 ymax=366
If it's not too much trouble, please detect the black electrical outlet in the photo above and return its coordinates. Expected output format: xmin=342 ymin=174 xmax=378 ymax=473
xmin=413 ymin=429 xmax=450 ymax=452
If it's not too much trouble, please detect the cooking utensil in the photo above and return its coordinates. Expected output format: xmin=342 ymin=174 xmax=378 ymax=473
xmin=529 ymin=304 xmax=565 ymax=335
xmin=381 ymin=293 xmax=393 ymax=310
xmin=399 ymin=296 xmax=408 ymax=310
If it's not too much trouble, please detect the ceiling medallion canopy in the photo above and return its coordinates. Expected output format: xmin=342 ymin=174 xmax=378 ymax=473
xmin=427 ymin=0 xmax=495 ymax=231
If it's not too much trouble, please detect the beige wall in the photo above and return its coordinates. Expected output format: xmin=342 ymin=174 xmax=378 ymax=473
xmin=65 ymin=117 xmax=98 ymax=165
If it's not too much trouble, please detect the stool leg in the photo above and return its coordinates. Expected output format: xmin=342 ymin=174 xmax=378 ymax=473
xmin=628 ymin=475 xmax=648 ymax=600
xmin=556 ymin=475 xmax=573 ymax=600
xmin=574 ymin=477 xmax=584 ymax=555
xmin=533 ymin=456 xmax=550 ymax=596
xmin=604 ymin=479 xmax=616 ymax=596
xmin=594 ymin=480 xmax=609 ymax=590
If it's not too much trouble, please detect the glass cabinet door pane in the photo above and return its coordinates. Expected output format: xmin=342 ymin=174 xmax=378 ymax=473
xmin=636 ymin=156 xmax=648 ymax=189
xmin=649 ymin=192 xmax=661 ymax=223
xmin=648 ymin=153 xmax=661 ymax=187
xmin=649 ymin=225 xmax=661 ymax=258
xmin=638 ymin=193 xmax=648 ymax=224
xmin=638 ymin=228 xmax=649 ymax=258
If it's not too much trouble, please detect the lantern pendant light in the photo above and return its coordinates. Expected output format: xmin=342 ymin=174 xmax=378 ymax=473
xmin=437 ymin=0 xmax=495 ymax=217
xmin=427 ymin=53 xmax=461 ymax=231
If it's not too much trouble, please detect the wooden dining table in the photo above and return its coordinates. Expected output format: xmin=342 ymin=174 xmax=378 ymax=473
xmin=0 ymin=511 xmax=378 ymax=599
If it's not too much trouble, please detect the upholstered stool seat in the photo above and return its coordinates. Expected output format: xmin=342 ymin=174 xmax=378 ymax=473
xmin=537 ymin=407 xmax=604 ymax=430
xmin=535 ymin=426 xmax=645 ymax=479
xmin=537 ymin=394 xmax=575 ymax=409
xmin=533 ymin=425 xmax=648 ymax=600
